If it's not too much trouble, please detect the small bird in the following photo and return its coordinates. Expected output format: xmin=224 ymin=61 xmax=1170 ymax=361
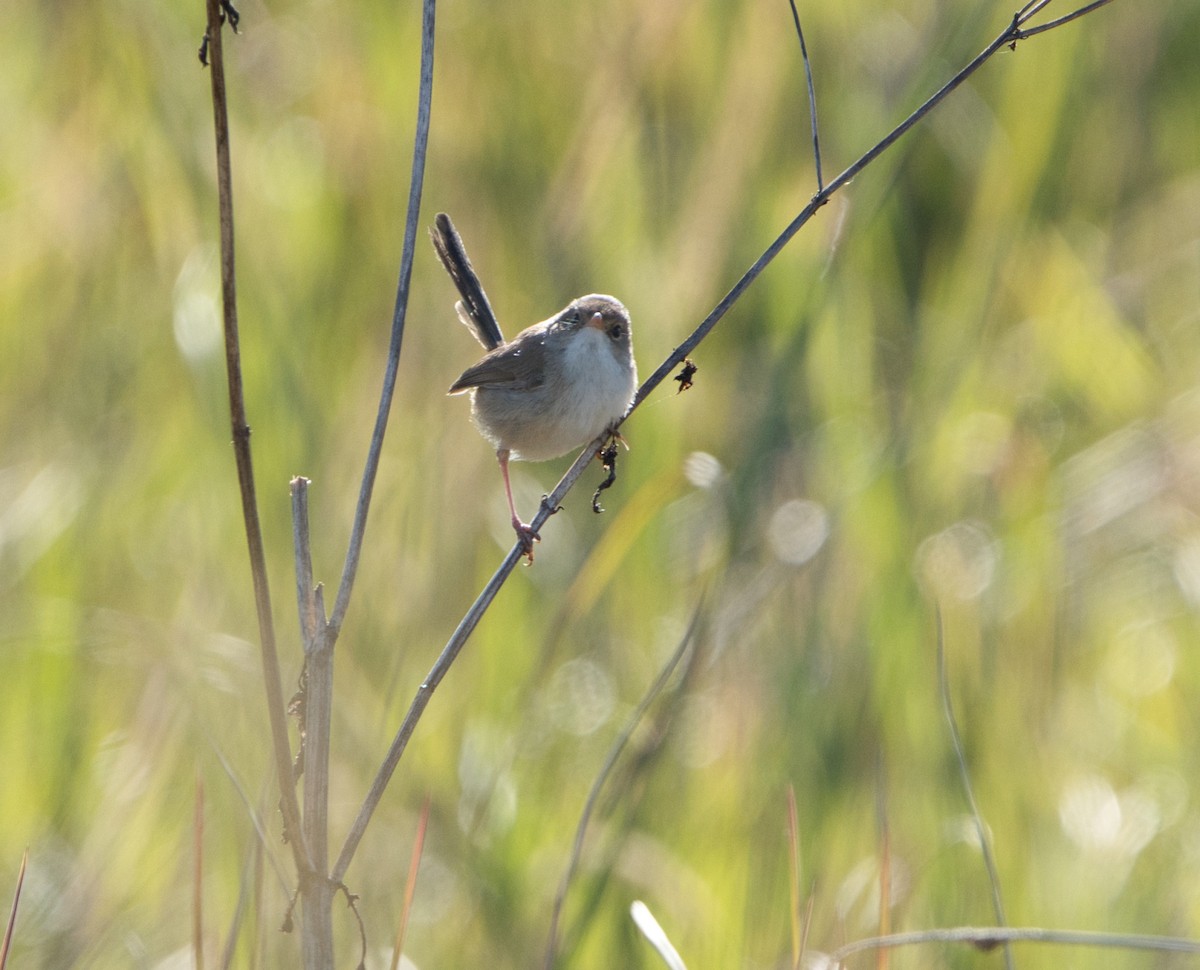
xmin=431 ymin=214 xmax=638 ymax=562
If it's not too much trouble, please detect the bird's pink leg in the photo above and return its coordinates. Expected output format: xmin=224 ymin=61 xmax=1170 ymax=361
xmin=497 ymin=449 xmax=540 ymax=563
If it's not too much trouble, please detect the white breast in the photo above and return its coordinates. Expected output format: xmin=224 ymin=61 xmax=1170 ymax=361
xmin=491 ymin=326 xmax=637 ymax=462
xmin=538 ymin=327 xmax=635 ymax=458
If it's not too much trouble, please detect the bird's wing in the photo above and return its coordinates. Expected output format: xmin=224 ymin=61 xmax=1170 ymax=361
xmin=448 ymin=336 xmax=548 ymax=394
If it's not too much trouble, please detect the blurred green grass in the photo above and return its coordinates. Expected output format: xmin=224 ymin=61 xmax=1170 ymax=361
xmin=2 ymin=0 xmax=1200 ymax=966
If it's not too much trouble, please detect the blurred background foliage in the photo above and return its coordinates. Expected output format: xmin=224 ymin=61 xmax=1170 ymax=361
xmin=1 ymin=0 xmax=1199 ymax=966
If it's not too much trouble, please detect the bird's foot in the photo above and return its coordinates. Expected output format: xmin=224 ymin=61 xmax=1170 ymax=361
xmin=600 ymin=426 xmax=630 ymax=453
xmin=513 ymin=518 xmax=541 ymax=565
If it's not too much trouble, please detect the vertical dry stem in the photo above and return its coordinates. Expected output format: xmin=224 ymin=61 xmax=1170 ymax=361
xmin=202 ymin=0 xmax=308 ymax=877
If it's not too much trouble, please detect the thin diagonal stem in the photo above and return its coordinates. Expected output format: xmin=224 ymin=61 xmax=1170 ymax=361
xmin=328 ymin=0 xmax=437 ymax=636
xmin=787 ymin=0 xmax=823 ymax=191
xmin=1020 ymin=0 xmax=1116 ymax=38
xmin=332 ymin=541 xmax=526 ymax=882
xmin=937 ymin=609 xmax=1013 ymax=970
xmin=542 ymin=601 xmax=703 ymax=970
xmin=829 ymin=926 xmax=1200 ymax=963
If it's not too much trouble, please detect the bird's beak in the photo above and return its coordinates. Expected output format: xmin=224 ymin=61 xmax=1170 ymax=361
xmin=585 ymin=312 xmax=605 ymax=331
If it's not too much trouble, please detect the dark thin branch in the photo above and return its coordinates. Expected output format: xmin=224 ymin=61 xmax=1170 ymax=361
xmin=332 ymin=402 xmax=650 ymax=883
xmin=542 ymin=601 xmax=704 ymax=970
xmin=1016 ymin=0 xmax=1056 ymax=20
xmin=202 ymin=0 xmax=308 ymax=874
xmin=327 ymin=0 xmax=437 ymax=636
xmin=1019 ymin=0 xmax=1117 ymax=38
xmin=628 ymin=0 xmax=1114 ymax=411
xmin=936 ymin=609 xmax=1013 ymax=970
xmin=787 ymin=0 xmax=823 ymax=191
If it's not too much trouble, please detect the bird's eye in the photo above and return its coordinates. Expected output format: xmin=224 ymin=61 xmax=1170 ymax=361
xmin=607 ymin=322 xmax=624 ymax=340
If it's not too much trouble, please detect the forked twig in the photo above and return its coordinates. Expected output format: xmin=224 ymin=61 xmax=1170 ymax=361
xmin=331 ymin=0 xmax=1121 ymax=886
xmin=325 ymin=0 xmax=438 ymax=919
xmin=628 ymin=0 xmax=1118 ymax=414
xmin=787 ymin=0 xmax=823 ymax=191
xmin=1020 ymin=0 xmax=1116 ymax=37
xmin=1016 ymin=0 xmax=1056 ymax=20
